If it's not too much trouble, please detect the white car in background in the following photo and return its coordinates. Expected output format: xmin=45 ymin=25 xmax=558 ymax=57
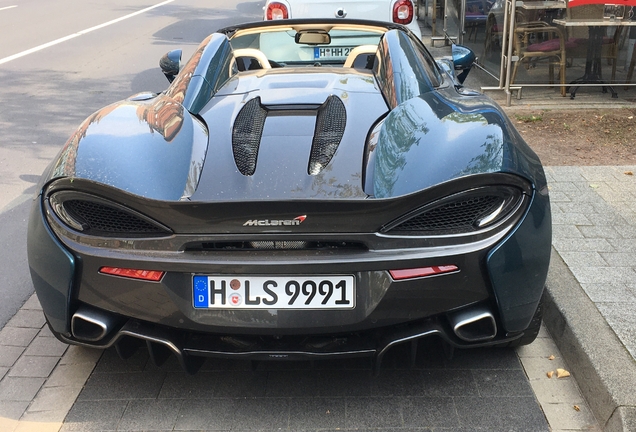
xmin=263 ymin=0 xmax=422 ymax=39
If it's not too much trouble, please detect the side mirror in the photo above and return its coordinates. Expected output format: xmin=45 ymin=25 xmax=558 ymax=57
xmin=160 ymin=49 xmax=182 ymax=83
xmin=451 ymin=44 xmax=476 ymax=84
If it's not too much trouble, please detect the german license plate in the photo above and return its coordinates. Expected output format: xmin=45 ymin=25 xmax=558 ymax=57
xmin=193 ymin=275 xmax=355 ymax=309
xmin=314 ymin=46 xmax=354 ymax=60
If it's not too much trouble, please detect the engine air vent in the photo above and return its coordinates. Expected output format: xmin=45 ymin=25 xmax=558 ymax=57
xmin=384 ymin=186 xmax=524 ymax=236
xmin=308 ymin=95 xmax=346 ymax=175
xmin=232 ymin=97 xmax=267 ymax=176
xmin=48 ymin=192 xmax=171 ymax=237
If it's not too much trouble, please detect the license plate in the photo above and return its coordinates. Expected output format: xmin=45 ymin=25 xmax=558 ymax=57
xmin=314 ymin=46 xmax=355 ymax=60
xmin=193 ymin=275 xmax=355 ymax=309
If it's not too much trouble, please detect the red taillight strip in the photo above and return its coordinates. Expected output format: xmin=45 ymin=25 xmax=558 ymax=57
xmin=99 ymin=267 xmax=165 ymax=282
xmin=389 ymin=265 xmax=458 ymax=280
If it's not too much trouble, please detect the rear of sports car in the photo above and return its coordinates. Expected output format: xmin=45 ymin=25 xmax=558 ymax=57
xmin=27 ymin=22 xmax=550 ymax=373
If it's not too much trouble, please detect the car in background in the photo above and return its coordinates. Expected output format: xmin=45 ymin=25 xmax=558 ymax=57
xmin=264 ymin=0 xmax=422 ymax=39
xmin=28 ymin=19 xmax=551 ymax=374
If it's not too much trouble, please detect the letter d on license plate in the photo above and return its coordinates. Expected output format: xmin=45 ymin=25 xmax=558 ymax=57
xmin=193 ymin=275 xmax=355 ymax=309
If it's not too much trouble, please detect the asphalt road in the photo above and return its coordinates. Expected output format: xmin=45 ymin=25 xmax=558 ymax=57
xmin=0 ymin=0 xmax=264 ymax=326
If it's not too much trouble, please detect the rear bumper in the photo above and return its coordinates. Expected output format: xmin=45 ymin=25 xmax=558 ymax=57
xmin=58 ymin=302 xmax=522 ymax=374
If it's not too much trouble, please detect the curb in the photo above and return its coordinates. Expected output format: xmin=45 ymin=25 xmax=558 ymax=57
xmin=543 ymin=246 xmax=636 ymax=432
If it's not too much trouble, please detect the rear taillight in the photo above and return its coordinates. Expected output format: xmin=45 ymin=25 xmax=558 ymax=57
xmin=392 ymin=0 xmax=414 ymax=24
xmin=266 ymin=2 xmax=289 ymax=20
xmin=389 ymin=265 xmax=459 ymax=280
xmin=100 ymin=267 xmax=165 ymax=282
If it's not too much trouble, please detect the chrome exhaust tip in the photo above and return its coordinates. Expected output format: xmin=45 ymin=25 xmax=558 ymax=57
xmin=71 ymin=306 xmax=120 ymax=342
xmin=448 ymin=307 xmax=497 ymax=342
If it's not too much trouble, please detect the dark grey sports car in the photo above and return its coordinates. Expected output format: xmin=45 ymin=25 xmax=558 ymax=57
xmin=27 ymin=19 xmax=551 ymax=373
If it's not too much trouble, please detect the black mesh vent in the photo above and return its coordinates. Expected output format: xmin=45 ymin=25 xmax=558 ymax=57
xmin=386 ymin=188 xmax=523 ymax=235
xmin=308 ymin=95 xmax=346 ymax=175
xmin=63 ymin=200 xmax=168 ymax=236
xmin=232 ymin=97 xmax=267 ymax=176
xmin=186 ymin=241 xmax=366 ymax=252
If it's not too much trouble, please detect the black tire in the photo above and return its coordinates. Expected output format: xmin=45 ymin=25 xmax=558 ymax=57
xmin=497 ymin=299 xmax=543 ymax=348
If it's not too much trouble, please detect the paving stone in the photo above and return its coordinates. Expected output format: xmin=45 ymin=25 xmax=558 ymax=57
xmin=552 ymin=238 xmax=616 ymax=253
xmin=288 ymin=397 xmax=345 ymax=430
xmin=0 ymin=400 xmax=29 ymax=422
xmin=548 ymin=167 xmax=586 ymax=182
xmin=554 ymin=201 xmax=600 ymax=214
xmin=580 ymin=167 xmax=621 ymax=182
xmin=596 ymin=302 xmax=636 ymax=358
xmin=585 ymin=212 xmax=631 ymax=226
xmin=454 ymin=397 xmax=549 ymax=431
xmin=581 ymin=282 xmax=636 ymax=303
xmin=518 ymin=356 xmax=568 ymax=381
xmin=0 ymin=345 xmax=25 ymax=367
xmin=594 ymin=187 xmax=633 ymax=203
xmin=552 ymin=225 xmax=584 ymax=239
xmin=8 ymin=355 xmax=59 ymax=378
xmin=176 ymin=398 xmax=290 ymax=430
xmin=548 ymin=181 xmax=580 ymax=192
xmin=0 ymin=327 xmax=39 ymax=347
xmin=37 ymin=325 xmax=55 ymax=338
xmin=27 ymin=385 xmax=82 ymax=413
xmin=551 ymin=212 xmax=592 ymax=225
xmin=19 ymin=294 xmax=42 ymax=311
xmin=443 ymin=347 xmax=522 ymax=370
xmin=44 ymin=362 xmax=97 ymax=389
xmin=546 ymin=191 xmax=571 ymax=202
xmin=517 ymin=337 xmax=560 ymax=358
xmin=559 ymin=251 xmax=607 ymax=268
xmin=0 ymin=377 xmax=45 ymax=401
xmin=24 ymin=336 xmax=68 ymax=357
xmin=315 ymin=369 xmax=374 ymax=397
xmin=266 ymin=369 xmax=320 ymax=397
xmin=61 ymin=400 xmax=128 ymax=431
xmin=14 ymin=418 xmax=63 ymax=432
xmin=373 ymin=369 xmax=479 ymax=397
xmin=91 ymin=346 xmax=148 ymax=373
xmin=607 ymin=237 xmax=636 ymax=252
xmin=563 ymin=190 xmax=606 ymax=204
xmin=6 ymin=310 xmax=45 ymax=329
xmin=77 ymin=371 xmax=166 ymax=401
xmin=401 ymin=396 xmax=459 ymax=428
xmin=0 ymin=366 xmax=8 ymax=381
xmin=159 ymin=370 xmax=267 ymax=399
xmin=599 ymin=252 xmax=636 ymax=267
xmin=117 ymin=399 xmax=183 ymax=431
xmin=577 ymin=225 xmax=624 ymax=239
xmin=527 ymin=376 xmax=586 ymax=404
xmin=541 ymin=402 xmax=599 ymax=430
xmin=568 ymin=266 xmax=636 ymax=284
xmin=58 ymin=345 xmax=103 ymax=366
xmin=344 ymin=397 xmax=403 ymax=429
xmin=472 ymin=369 xmax=534 ymax=397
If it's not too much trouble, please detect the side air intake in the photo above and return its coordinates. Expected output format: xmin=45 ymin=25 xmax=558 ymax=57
xmin=232 ymin=97 xmax=267 ymax=176
xmin=48 ymin=191 xmax=171 ymax=237
xmin=383 ymin=186 xmax=524 ymax=235
xmin=308 ymin=95 xmax=346 ymax=175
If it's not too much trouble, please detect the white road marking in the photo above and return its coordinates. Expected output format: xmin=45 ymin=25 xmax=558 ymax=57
xmin=0 ymin=5 xmax=18 ymax=11
xmin=0 ymin=0 xmax=174 ymax=65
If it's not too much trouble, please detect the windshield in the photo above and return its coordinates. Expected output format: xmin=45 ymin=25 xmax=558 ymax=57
xmin=230 ymin=27 xmax=384 ymax=66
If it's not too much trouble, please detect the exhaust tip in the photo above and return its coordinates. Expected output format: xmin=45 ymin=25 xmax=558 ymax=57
xmin=449 ymin=308 xmax=497 ymax=342
xmin=71 ymin=306 xmax=120 ymax=342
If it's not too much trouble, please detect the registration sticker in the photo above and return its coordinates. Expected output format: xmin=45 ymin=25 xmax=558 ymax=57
xmin=193 ymin=275 xmax=355 ymax=309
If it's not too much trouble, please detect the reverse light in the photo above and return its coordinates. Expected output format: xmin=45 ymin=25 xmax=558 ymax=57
xmin=266 ymin=2 xmax=289 ymax=20
xmin=392 ymin=0 xmax=414 ymax=24
xmin=389 ymin=265 xmax=458 ymax=280
xmin=99 ymin=267 xmax=165 ymax=282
